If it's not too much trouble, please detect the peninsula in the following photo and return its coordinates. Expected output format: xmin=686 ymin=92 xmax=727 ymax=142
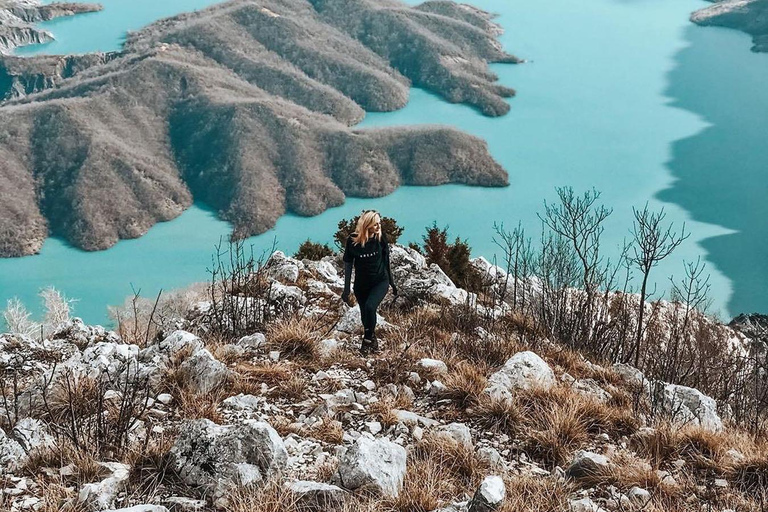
xmin=691 ymin=0 xmax=768 ymax=52
xmin=0 ymin=0 xmax=517 ymax=258
xmin=0 ymin=0 xmax=102 ymax=54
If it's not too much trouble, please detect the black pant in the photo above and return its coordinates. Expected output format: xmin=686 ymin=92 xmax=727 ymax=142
xmin=354 ymin=279 xmax=389 ymax=339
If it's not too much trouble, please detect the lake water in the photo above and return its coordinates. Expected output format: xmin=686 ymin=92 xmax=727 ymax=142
xmin=2 ymin=0 xmax=766 ymax=325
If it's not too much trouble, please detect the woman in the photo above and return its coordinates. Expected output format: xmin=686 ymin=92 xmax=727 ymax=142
xmin=341 ymin=210 xmax=398 ymax=355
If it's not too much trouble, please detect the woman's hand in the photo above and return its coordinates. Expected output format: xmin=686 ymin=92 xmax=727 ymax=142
xmin=341 ymin=290 xmax=351 ymax=305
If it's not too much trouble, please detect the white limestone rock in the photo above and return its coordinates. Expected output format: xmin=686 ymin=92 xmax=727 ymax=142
xmin=418 ymin=358 xmax=448 ymax=374
xmin=78 ymin=462 xmax=130 ymax=510
xmin=265 ymin=250 xmax=305 ymax=283
xmin=655 ymin=382 xmax=723 ymax=431
xmin=110 ymin=506 xmax=169 ymax=512
xmin=178 ymin=349 xmax=233 ymax=394
xmin=334 ymin=436 xmax=407 ymax=498
xmin=170 ymin=419 xmax=287 ymax=497
xmin=0 ymin=427 xmax=26 ymax=472
xmin=434 ymin=423 xmax=473 ymax=448
xmin=287 ymin=480 xmax=347 ymax=508
xmin=12 ymin=418 xmax=54 ymax=453
xmin=237 ymin=333 xmax=266 ymax=352
xmin=566 ymin=450 xmax=610 ymax=479
xmin=484 ymin=351 xmax=555 ymax=400
xmin=468 ymin=475 xmax=506 ymax=512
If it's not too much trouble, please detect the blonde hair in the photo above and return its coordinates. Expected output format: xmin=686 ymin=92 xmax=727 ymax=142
xmin=352 ymin=210 xmax=382 ymax=246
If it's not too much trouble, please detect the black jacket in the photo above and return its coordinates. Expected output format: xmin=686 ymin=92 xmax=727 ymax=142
xmin=342 ymin=232 xmax=395 ymax=292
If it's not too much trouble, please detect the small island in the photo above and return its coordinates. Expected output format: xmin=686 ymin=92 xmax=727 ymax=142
xmin=0 ymin=0 xmax=518 ymax=258
xmin=691 ymin=0 xmax=768 ymax=52
xmin=0 ymin=0 xmax=103 ymax=54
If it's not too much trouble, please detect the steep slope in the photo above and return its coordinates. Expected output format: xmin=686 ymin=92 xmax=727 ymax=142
xmin=0 ymin=0 xmax=516 ymax=257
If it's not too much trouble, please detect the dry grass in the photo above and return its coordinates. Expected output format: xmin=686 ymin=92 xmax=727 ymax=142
xmin=498 ymin=475 xmax=572 ymax=512
xmin=267 ymin=317 xmax=321 ymax=361
xmin=440 ymin=361 xmax=488 ymax=408
xmin=232 ymin=361 xmax=294 ymax=394
xmin=273 ymin=375 xmax=308 ymax=401
xmin=369 ymin=388 xmax=415 ymax=427
xmin=729 ymin=455 xmax=768 ymax=494
xmin=368 ymin=398 xmax=401 ymax=427
xmin=34 ymin=480 xmax=90 ymax=512
xmin=24 ymin=443 xmax=108 ymax=487
xmin=526 ymin=402 xmax=591 ymax=467
xmin=385 ymin=432 xmax=487 ymax=512
xmin=631 ymin=421 xmax=760 ymax=474
xmin=471 ymin=394 xmax=524 ymax=435
xmin=309 ymin=419 xmax=345 ymax=445
xmin=44 ymin=374 xmax=101 ymax=421
xmin=126 ymin=429 xmax=179 ymax=497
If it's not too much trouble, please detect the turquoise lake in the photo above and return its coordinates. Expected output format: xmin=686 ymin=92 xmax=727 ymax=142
xmin=2 ymin=0 xmax=767 ymax=325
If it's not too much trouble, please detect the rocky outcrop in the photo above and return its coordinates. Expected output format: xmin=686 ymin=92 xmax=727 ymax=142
xmin=0 ymin=1 xmax=103 ymax=55
xmin=654 ymin=382 xmax=724 ymax=432
xmin=0 ymin=0 xmax=515 ymax=258
xmin=169 ymin=418 xmax=288 ymax=498
xmin=691 ymin=0 xmax=768 ymax=52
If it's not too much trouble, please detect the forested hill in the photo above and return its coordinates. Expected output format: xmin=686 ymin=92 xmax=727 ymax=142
xmin=0 ymin=0 xmax=517 ymax=258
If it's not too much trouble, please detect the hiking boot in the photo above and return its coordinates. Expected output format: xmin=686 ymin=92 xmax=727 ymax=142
xmin=370 ymin=334 xmax=380 ymax=354
xmin=360 ymin=337 xmax=374 ymax=356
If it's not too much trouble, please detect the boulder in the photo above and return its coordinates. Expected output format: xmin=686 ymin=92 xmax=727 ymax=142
xmin=566 ymin=450 xmax=610 ymax=479
xmin=78 ymin=462 xmax=130 ymax=510
xmin=335 ymin=436 xmax=407 ymax=498
xmin=318 ymin=338 xmax=341 ymax=357
xmin=468 ymin=475 xmax=506 ymax=512
xmin=612 ymin=363 xmax=651 ymax=394
xmin=287 ymin=480 xmax=346 ymax=509
xmin=571 ymin=378 xmax=611 ymax=402
xmin=434 ymin=423 xmax=473 ymax=448
xmin=221 ymin=394 xmax=264 ymax=413
xmin=269 ymin=282 xmax=306 ymax=307
xmin=305 ymin=259 xmax=344 ymax=286
xmin=418 ymin=358 xmax=448 ymax=374
xmin=81 ymin=341 xmax=141 ymax=379
xmin=163 ymin=496 xmax=206 ymax=511
xmin=477 ymin=447 xmax=505 ymax=471
xmin=0 ymin=427 xmax=26 ymax=471
xmin=178 ymin=349 xmax=232 ymax=394
xmin=484 ymin=351 xmax=555 ymax=400
xmin=141 ymin=331 xmax=204 ymax=367
xmin=265 ymin=251 xmax=304 ymax=283
xmin=52 ymin=318 xmax=120 ymax=348
xmin=12 ymin=418 xmax=55 ymax=453
xmin=627 ymin=486 xmax=651 ymax=508
xmin=569 ymin=497 xmax=605 ymax=512
xmin=237 ymin=333 xmax=266 ymax=352
xmin=655 ymin=382 xmax=723 ymax=431
xmin=170 ymin=419 xmax=287 ymax=497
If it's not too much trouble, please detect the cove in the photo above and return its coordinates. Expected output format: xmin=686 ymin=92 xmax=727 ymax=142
xmin=1 ymin=0 xmax=761 ymax=326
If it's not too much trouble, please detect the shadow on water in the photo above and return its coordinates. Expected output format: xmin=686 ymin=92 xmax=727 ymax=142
xmin=658 ymin=25 xmax=768 ymax=315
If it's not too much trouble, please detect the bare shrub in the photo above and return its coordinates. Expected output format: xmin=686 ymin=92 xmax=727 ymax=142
xmin=40 ymin=362 xmax=151 ymax=459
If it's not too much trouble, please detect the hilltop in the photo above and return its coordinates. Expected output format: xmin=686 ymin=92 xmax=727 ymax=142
xmin=1 ymin=244 xmax=766 ymax=511
xmin=0 ymin=0 xmax=517 ymax=257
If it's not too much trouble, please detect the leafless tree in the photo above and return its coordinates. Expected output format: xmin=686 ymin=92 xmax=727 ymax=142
xmin=538 ymin=187 xmax=612 ymax=344
xmin=628 ymin=204 xmax=689 ymax=366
